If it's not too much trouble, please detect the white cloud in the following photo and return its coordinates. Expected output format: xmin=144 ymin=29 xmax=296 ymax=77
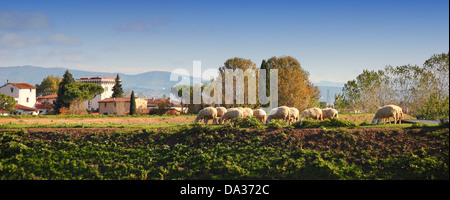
xmin=0 ymin=32 xmax=42 ymax=48
xmin=0 ymin=32 xmax=80 ymax=48
xmin=47 ymin=33 xmax=80 ymax=45
xmin=0 ymin=10 xmax=52 ymax=31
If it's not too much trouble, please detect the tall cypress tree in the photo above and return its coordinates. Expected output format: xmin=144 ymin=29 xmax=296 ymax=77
xmin=129 ymin=90 xmax=136 ymax=115
xmin=55 ymin=70 xmax=75 ymax=113
xmin=111 ymin=74 xmax=124 ymax=98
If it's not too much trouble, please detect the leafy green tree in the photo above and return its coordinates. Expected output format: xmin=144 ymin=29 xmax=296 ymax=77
xmin=55 ymin=70 xmax=75 ymax=113
xmin=129 ymin=90 xmax=136 ymax=115
xmin=35 ymin=75 xmax=62 ymax=96
xmin=63 ymin=82 xmax=104 ymax=104
xmin=61 ymin=82 xmax=104 ymax=114
xmin=0 ymin=93 xmax=17 ymax=113
xmin=111 ymin=74 xmax=124 ymax=98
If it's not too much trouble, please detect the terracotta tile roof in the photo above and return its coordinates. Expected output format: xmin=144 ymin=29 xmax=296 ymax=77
xmin=14 ymin=104 xmax=39 ymax=111
xmin=9 ymin=83 xmax=37 ymax=89
xmin=98 ymin=97 xmax=143 ymax=103
xmin=35 ymin=102 xmax=54 ymax=109
xmin=0 ymin=109 xmax=9 ymax=113
xmin=36 ymin=94 xmax=57 ymax=99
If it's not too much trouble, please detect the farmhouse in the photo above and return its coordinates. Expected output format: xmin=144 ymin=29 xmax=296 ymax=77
xmin=14 ymin=104 xmax=39 ymax=115
xmin=98 ymin=97 xmax=147 ymax=115
xmin=0 ymin=81 xmax=37 ymax=108
xmin=76 ymin=76 xmax=116 ymax=111
xmin=0 ymin=81 xmax=38 ymax=115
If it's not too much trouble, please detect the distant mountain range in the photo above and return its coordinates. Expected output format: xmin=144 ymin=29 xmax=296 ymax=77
xmin=0 ymin=66 xmax=344 ymax=102
xmin=0 ymin=66 xmax=192 ymax=98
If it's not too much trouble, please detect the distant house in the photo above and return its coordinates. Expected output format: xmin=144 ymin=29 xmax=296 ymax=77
xmin=35 ymin=94 xmax=57 ymax=115
xmin=36 ymin=94 xmax=57 ymax=104
xmin=0 ymin=81 xmax=37 ymax=108
xmin=0 ymin=109 xmax=9 ymax=116
xmin=98 ymin=97 xmax=147 ymax=115
xmin=147 ymin=97 xmax=185 ymax=113
xmin=14 ymin=104 xmax=39 ymax=115
xmin=35 ymin=102 xmax=54 ymax=115
xmin=76 ymin=76 xmax=116 ymax=111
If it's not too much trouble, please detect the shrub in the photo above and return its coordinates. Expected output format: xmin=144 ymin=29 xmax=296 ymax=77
xmin=293 ymin=118 xmax=357 ymax=128
xmin=231 ymin=117 xmax=263 ymax=128
xmin=267 ymin=120 xmax=286 ymax=129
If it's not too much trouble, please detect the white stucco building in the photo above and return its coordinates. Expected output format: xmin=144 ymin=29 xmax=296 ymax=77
xmin=0 ymin=81 xmax=36 ymax=106
xmin=0 ymin=81 xmax=38 ymax=115
xmin=76 ymin=76 xmax=116 ymax=111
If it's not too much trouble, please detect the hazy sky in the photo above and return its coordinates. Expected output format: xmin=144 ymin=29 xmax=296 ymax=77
xmin=1 ymin=0 xmax=448 ymax=83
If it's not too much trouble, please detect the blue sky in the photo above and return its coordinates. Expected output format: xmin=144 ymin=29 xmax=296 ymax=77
xmin=1 ymin=0 xmax=448 ymax=83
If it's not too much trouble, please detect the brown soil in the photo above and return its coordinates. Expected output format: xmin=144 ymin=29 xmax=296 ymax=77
xmin=0 ymin=116 xmax=197 ymax=125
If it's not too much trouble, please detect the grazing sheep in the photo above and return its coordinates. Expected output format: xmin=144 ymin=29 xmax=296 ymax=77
xmin=288 ymin=107 xmax=300 ymax=124
xmin=266 ymin=106 xmax=290 ymax=125
xmin=380 ymin=105 xmax=403 ymax=124
xmin=372 ymin=105 xmax=401 ymax=125
xmin=214 ymin=107 xmax=227 ymax=124
xmin=322 ymin=108 xmax=339 ymax=119
xmin=219 ymin=109 xmax=244 ymax=124
xmin=194 ymin=107 xmax=218 ymax=124
xmin=243 ymin=107 xmax=253 ymax=118
xmin=253 ymin=109 xmax=267 ymax=123
xmin=300 ymin=107 xmax=323 ymax=121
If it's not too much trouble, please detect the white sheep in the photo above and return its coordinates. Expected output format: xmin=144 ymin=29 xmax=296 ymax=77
xmin=265 ymin=106 xmax=290 ymax=125
xmin=288 ymin=107 xmax=300 ymax=124
xmin=322 ymin=108 xmax=339 ymax=119
xmin=194 ymin=107 xmax=218 ymax=124
xmin=300 ymin=107 xmax=323 ymax=121
xmin=379 ymin=105 xmax=403 ymax=124
xmin=372 ymin=105 xmax=401 ymax=125
xmin=253 ymin=109 xmax=267 ymax=123
xmin=219 ymin=109 xmax=244 ymax=124
xmin=213 ymin=107 xmax=228 ymax=124
xmin=243 ymin=107 xmax=253 ymax=118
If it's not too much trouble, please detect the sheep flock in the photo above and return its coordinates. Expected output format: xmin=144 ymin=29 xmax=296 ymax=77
xmin=194 ymin=104 xmax=404 ymax=127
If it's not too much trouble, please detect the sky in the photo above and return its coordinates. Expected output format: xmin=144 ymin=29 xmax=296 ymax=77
xmin=0 ymin=0 xmax=448 ymax=83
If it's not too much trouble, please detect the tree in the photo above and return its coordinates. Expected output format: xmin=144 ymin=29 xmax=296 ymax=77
xmin=217 ymin=57 xmax=258 ymax=107
xmin=129 ymin=90 xmax=136 ymax=115
xmin=62 ymin=82 xmax=104 ymax=114
xmin=0 ymin=93 xmax=16 ymax=113
xmin=265 ymin=56 xmax=319 ymax=111
xmin=35 ymin=75 xmax=62 ymax=96
xmin=111 ymin=74 xmax=124 ymax=98
xmin=55 ymin=70 xmax=75 ymax=113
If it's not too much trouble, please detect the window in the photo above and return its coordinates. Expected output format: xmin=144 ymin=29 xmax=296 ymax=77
xmin=105 ymin=87 xmax=108 ymax=91
xmin=10 ymin=87 xmax=13 ymax=93
xmin=26 ymin=97 xmax=29 ymax=102
xmin=30 ymin=89 xmax=32 ymax=92
xmin=114 ymin=102 xmax=116 ymax=107
xmin=104 ymin=103 xmax=107 ymax=108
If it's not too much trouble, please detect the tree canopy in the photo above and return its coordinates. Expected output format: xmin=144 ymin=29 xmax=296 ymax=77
xmin=35 ymin=75 xmax=62 ymax=96
xmin=0 ymin=93 xmax=16 ymax=113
